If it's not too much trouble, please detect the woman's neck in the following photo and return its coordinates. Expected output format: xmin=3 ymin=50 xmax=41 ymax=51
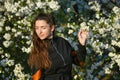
xmin=47 ymin=34 xmax=53 ymax=39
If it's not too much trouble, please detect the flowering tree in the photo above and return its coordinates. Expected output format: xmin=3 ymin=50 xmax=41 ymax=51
xmin=0 ymin=0 xmax=120 ymax=80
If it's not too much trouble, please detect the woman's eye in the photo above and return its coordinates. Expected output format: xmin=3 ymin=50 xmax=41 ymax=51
xmin=42 ymin=27 xmax=46 ymax=29
xmin=34 ymin=26 xmax=47 ymax=29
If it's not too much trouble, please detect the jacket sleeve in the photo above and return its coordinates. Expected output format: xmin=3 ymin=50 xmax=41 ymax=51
xmin=71 ymin=43 xmax=87 ymax=66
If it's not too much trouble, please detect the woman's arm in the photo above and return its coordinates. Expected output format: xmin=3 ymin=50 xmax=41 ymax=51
xmin=71 ymin=29 xmax=88 ymax=66
xmin=32 ymin=69 xmax=42 ymax=80
xmin=71 ymin=44 xmax=86 ymax=66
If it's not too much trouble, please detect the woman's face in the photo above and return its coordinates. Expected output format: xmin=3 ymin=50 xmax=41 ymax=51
xmin=35 ymin=20 xmax=54 ymax=40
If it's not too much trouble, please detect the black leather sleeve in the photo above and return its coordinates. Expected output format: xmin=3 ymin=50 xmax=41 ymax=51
xmin=77 ymin=43 xmax=86 ymax=62
xmin=71 ymin=43 xmax=87 ymax=66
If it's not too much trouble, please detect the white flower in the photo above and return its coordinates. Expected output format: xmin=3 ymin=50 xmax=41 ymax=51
xmin=67 ymin=8 xmax=71 ymax=12
xmin=73 ymin=75 xmax=78 ymax=79
xmin=105 ymin=44 xmax=109 ymax=49
xmin=21 ymin=46 xmax=30 ymax=53
xmin=12 ymin=28 xmax=17 ymax=32
xmin=25 ymin=36 xmax=29 ymax=39
xmin=13 ymin=63 xmax=28 ymax=79
xmin=95 ymin=13 xmax=100 ymax=19
xmin=5 ymin=26 xmax=11 ymax=31
xmin=3 ymin=41 xmax=11 ymax=48
xmin=68 ymin=29 xmax=73 ymax=34
xmin=17 ymin=31 xmax=22 ymax=35
xmin=14 ymin=63 xmax=23 ymax=71
xmin=112 ymin=6 xmax=120 ymax=14
xmin=109 ymin=61 xmax=114 ymax=68
xmin=108 ymin=52 xmax=115 ymax=57
xmin=26 ymin=47 xmax=31 ymax=53
xmin=89 ymin=1 xmax=101 ymax=12
xmin=24 ymin=74 xmax=31 ymax=79
xmin=3 ymin=33 xmax=11 ymax=40
xmin=1 ymin=55 xmax=4 ymax=58
xmin=5 ymin=53 xmax=10 ymax=58
xmin=26 ymin=0 xmax=31 ymax=4
xmin=117 ymin=42 xmax=120 ymax=47
xmin=80 ymin=22 xmax=89 ymax=31
xmin=115 ymin=58 xmax=120 ymax=66
xmin=22 ymin=47 xmax=26 ymax=52
xmin=104 ymin=67 xmax=111 ymax=74
xmin=48 ymin=1 xmax=60 ymax=10
xmin=15 ymin=31 xmax=22 ymax=37
xmin=22 ymin=6 xmax=30 ymax=15
xmin=26 ymin=40 xmax=31 ymax=45
xmin=80 ymin=22 xmax=86 ymax=27
xmin=0 ymin=47 xmax=4 ymax=54
xmin=111 ymin=40 xmax=117 ymax=46
xmin=4 ymin=1 xmax=18 ymax=13
xmin=98 ymin=28 xmax=104 ymax=34
xmin=6 ymin=60 xmax=14 ymax=66
xmin=104 ymin=19 xmax=110 ymax=25
xmin=36 ymin=2 xmax=44 ymax=9
xmin=17 ymin=72 xmax=25 ymax=79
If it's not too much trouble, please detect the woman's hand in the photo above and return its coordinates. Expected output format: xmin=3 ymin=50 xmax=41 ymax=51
xmin=78 ymin=29 xmax=89 ymax=46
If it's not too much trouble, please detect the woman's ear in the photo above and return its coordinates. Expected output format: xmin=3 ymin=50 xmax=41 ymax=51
xmin=51 ymin=25 xmax=55 ymax=32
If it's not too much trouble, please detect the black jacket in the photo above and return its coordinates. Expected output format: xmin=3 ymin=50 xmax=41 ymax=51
xmin=32 ymin=36 xmax=86 ymax=80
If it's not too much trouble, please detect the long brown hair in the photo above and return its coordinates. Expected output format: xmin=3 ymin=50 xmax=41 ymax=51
xmin=28 ymin=13 xmax=55 ymax=69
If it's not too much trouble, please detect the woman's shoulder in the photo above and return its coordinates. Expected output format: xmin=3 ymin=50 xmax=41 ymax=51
xmin=53 ymin=35 xmax=73 ymax=50
xmin=53 ymin=35 xmax=67 ymax=42
xmin=53 ymin=35 xmax=72 ymax=46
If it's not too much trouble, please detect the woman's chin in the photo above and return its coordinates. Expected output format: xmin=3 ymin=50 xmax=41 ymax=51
xmin=39 ymin=37 xmax=46 ymax=40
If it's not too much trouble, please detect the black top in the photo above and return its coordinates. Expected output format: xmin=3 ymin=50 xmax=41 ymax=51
xmin=32 ymin=36 xmax=86 ymax=80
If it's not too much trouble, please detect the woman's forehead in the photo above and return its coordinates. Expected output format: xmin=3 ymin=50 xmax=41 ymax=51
xmin=35 ymin=20 xmax=49 ymax=27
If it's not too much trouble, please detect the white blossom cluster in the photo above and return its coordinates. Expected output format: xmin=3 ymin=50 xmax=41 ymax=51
xmin=109 ymin=52 xmax=120 ymax=70
xmin=83 ymin=5 xmax=120 ymax=80
xmin=13 ymin=63 xmax=30 ymax=80
xmin=36 ymin=0 xmax=60 ymax=11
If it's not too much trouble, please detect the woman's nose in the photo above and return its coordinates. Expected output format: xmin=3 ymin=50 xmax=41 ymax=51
xmin=39 ymin=28 xmax=42 ymax=34
xmin=36 ymin=27 xmax=42 ymax=34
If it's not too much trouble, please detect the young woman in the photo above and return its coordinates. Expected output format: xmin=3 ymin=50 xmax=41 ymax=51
xmin=28 ymin=13 xmax=88 ymax=80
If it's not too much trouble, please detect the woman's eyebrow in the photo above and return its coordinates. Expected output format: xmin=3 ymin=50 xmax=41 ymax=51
xmin=35 ymin=26 xmax=47 ymax=28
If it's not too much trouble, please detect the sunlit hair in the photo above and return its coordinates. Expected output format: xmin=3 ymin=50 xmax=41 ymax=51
xmin=28 ymin=13 xmax=55 ymax=69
